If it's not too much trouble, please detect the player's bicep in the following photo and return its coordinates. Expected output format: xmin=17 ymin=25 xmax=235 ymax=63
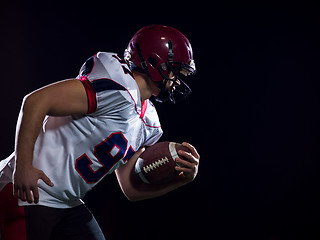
xmin=26 ymin=79 xmax=89 ymax=116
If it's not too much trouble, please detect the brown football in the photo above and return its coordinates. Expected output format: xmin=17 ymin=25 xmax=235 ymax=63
xmin=134 ymin=141 xmax=190 ymax=185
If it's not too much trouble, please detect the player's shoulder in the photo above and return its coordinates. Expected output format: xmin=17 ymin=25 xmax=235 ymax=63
xmin=94 ymin=52 xmax=119 ymax=66
xmin=80 ymin=52 xmax=141 ymax=111
xmin=88 ymin=52 xmax=137 ymax=90
xmin=94 ymin=52 xmax=127 ymax=76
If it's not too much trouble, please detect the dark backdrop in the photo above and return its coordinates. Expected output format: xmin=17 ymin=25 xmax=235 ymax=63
xmin=1 ymin=1 xmax=320 ymax=239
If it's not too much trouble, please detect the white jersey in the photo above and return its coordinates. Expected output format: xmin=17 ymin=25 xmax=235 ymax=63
xmin=0 ymin=52 xmax=163 ymax=208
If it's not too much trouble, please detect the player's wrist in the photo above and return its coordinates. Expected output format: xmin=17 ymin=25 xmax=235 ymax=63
xmin=15 ymin=157 xmax=34 ymax=170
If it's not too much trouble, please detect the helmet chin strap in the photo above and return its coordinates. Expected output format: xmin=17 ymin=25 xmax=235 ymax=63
xmin=168 ymin=40 xmax=174 ymax=61
xmin=156 ymin=40 xmax=191 ymax=103
xmin=135 ymin=43 xmax=150 ymax=77
xmin=153 ymin=79 xmax=174 ymax=103
xmin=134 ymin=41 xmax=191 ymax=104
xmin=155 ymin=67 xmax=192 ymax=104
xmin=135 ymin=42 xmax=170 ymax=103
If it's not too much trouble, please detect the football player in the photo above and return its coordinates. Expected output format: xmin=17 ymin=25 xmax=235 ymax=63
xmin=0 ymin=25 xmax=200 ymax=240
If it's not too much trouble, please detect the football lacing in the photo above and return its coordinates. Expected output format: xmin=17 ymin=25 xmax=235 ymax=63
xmin=143 ymin=157 xmax=169 ymax=173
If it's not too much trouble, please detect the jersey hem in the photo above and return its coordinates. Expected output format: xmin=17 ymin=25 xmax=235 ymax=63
xmin=18 ymin=198 xmax=84 ymax=209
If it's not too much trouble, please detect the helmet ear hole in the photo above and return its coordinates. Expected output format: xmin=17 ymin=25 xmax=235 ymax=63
xmin=148 ymin=57 xmax=157 ymax=67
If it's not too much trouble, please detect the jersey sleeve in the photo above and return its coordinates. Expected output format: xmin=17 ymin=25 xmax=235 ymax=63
xmin=77 ymin=52 xmax=136 ymax=116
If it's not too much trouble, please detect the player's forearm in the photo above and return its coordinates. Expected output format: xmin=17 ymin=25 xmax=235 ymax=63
xmin=117 ymin=163 xmax=188 ymax=202
xmin=116 ymin=148 xmax=191 ymax=201
xmin=15 ymin=93 xmax=48 ymax=169
xmin=128 ymin=175 xmax=188 ymax=201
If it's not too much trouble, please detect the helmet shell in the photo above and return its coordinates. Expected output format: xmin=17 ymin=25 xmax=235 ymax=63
xmin=124 ymin=25 xmax=195 ymax=83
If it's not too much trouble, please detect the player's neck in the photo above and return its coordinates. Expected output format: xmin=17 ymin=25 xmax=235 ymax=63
xmin=132 ymin=71 xmax=159 ymax=102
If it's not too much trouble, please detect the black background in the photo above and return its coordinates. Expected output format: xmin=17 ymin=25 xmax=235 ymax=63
xmin=1 ymin=1 xmax=320 ymax=239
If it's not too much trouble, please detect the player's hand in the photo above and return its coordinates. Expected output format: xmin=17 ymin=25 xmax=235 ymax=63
xmin=13 ymin=165 xmax=54 ymax=204
xmin=175 ymin=142 xmax=200 ymax=183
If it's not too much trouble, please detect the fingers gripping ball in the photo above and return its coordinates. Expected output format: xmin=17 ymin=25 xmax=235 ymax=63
xmin=134 ymin=142 xmax=190 ymax=184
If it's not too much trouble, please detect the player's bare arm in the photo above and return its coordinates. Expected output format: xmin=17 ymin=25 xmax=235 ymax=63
xmin=115 ymin=142 xmax=199 ymax=201
xmin=13 ymin=79 xmax=88 ymax=203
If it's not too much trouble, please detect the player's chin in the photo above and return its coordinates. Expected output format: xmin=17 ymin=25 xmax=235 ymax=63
xmin=152 ymin=88 xmax=161 ymax=97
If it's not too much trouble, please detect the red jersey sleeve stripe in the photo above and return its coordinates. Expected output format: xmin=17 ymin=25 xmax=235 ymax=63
xmin=80 ymin=77 xmax=97 ymax=114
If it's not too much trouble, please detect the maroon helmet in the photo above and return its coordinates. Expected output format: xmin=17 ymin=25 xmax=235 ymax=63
xmin=124 ymin=25 xmax=196 ymax=103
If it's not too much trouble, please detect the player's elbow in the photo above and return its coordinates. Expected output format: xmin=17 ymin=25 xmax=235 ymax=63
xmin=21 ymin=93 xmax=37 ymax=116
xmin=121 ymin=187 xmax=146 ymax=202
xmin=126 ymin=194 xmax=149 ymax=202
xmin=22 ymin=92 xmax=44 ymax=113
xmin=125 ymin=195 xmax=140 ymax=202
xmin=21 ymin=93 xmax=33 ymax=109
